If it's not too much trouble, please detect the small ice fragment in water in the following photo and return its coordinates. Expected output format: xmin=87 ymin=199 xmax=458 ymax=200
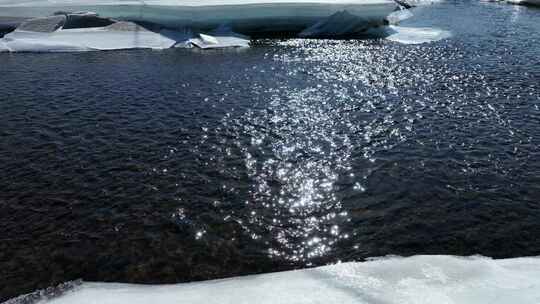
xmin=367 ymin=25 xmax=452 ymax=44
xmin=189 ymin=29 xmax=250 ymax=49
xmin=385 ymin=26 xmax=452 ymax=44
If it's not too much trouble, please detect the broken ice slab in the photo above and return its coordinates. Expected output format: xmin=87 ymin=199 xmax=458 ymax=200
xmin=0 ymin=29 xmax=177 ymax=52
xmin=190 ymin=26 xmax=250 ymax=49
xmin=0 ymin=0 xmax=399 ymax=34
xmin=190 ymin=35 xmax=249 ymax=49
xmin=0 ymin=14 xmax=188 ymax=52
xmin=0 ymin=0 xmax=408 ymax=52
xmin=0 ymin=13 xmax=251 ymax=52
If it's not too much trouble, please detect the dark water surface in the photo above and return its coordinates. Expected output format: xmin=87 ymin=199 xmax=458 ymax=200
xmin=2 ymin=1 xmax=540 ymax=301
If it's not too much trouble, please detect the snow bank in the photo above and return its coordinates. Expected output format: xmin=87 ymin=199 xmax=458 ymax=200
xmin=0 ymin=0 xmax=398 ymax=33
xmin=0 ymin=0 xmax=403 ymax=52
xmin=6 ymin=255 xmax=540 ymax=304
xmin=0 ymin=0 xmax=450 ymax=51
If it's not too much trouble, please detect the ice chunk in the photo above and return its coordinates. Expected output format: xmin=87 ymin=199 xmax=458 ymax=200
xmin=189 ymin=25 xmax=249 ymax=49
xmin=384 ymin=25 xmax=451 ymax=44
xmin=0 ymin=0 xmax=399 ymax=34
xmin=5 ymin=255 xmax=540 ymax=304
xmin=189 ymin=26 xmax=250 ymax=49
xmin=367 ymin=25 xmax=451 ymax=44
xmin=190 ymin=34 xmax=250 ymax=49
xmin=0 ymin=30 xmax=92 ymax=52
xmin=0 ymin=21 xmax=186 ymax=52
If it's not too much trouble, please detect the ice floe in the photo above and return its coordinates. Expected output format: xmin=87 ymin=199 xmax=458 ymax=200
xmin=0 ymin=0 xmax=404 ymax=52
xmin=0 ymin=0 xmax=398 ymax=33
xmin=0 ymin=0 xmax=454 ymax=52
xmin=364 ymin=4 xmax=450 ymax=44
xmin=190 ymin=34 xmax=249 ymax=49
xmin=189 ymin=25 xmax=250 ymax=49
xmin=0 ymin=23 xmax=179 ymax=52
xmin=0 ymin=27 xmax=250 ymax=52
xmin=4 ymin=255 xmax=540 ymax=304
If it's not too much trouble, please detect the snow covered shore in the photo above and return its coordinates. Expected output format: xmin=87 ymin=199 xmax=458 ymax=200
xmin=0 ymin=0 xmax=405 ymax=52
xmin=0 ymin=0 xmax=398 ymax=33
xmin=5 ymin=255 xmax=540 ymax=304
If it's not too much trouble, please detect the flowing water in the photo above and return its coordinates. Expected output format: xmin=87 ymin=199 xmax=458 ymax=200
xmin=1 ymin=1 xmax=540 ymax=301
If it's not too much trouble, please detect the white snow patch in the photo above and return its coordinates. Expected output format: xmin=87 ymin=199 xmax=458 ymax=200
xmin=7 ymin=255 xmax=540 ymax=304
